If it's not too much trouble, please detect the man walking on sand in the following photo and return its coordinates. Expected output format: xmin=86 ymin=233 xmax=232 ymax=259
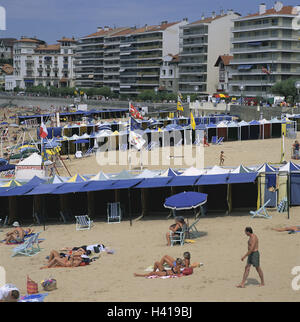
xmin=236 ymin=227 xmax=265 ymax=288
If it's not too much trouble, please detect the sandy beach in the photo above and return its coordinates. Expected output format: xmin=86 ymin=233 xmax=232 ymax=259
xmin=1 ymin=208 xmax=300 ymax=302
xmin=0 ymin=107 xmax=300 ymax=302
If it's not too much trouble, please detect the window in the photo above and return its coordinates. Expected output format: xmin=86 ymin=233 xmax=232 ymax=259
xmin=169 ymin=69 xmax=173 ymax=76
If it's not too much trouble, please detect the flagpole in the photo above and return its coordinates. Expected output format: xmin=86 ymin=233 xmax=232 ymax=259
xmin=41 ymin=116 xmax=44 ymax=169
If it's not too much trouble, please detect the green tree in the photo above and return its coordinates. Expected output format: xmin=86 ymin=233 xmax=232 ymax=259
xmin=271 ymin=78 xmax=298 ymax=102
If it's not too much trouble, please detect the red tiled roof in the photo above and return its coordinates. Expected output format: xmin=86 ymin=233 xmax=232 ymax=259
xmin=57 ymin=37 xmax=76 ymax=43
xmin=35 ymin=44 xmax=60 ymax=51
xmin=242 ymin=5 xmax=296 ymax=19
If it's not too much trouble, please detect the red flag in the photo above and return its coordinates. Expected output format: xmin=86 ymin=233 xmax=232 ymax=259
xmin=39 ymin=122 xmax=48 ymax=139
xmin=129 ymin=103 xmax=143 ymax=120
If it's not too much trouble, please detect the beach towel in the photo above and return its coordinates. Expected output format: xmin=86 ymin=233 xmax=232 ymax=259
xmin=19 ymin=293 xmax=48 ymax=302
xmin=288 ymin=231 xmax=300 ymax=234
xmin=146 ymin=274 xmax=184 ymax=279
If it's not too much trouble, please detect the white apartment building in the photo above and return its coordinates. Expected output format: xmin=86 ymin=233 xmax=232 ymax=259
xmin=75 ymin=20 xmax=188 ymax=95
xmin=12 ymin=36 xmax=76 ymax=89
xmin=179 ymin=10 xmax=240 ymax=96
xmin=229 ymin=2 xmax=300 ymax=98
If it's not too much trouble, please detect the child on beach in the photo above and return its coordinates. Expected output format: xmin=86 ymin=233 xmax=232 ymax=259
xmin=219 ymin=151 xmax=225 ymax=166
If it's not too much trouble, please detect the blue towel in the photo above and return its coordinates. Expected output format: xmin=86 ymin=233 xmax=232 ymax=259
xmin=19 ymin=293 xmax=49 ymax=302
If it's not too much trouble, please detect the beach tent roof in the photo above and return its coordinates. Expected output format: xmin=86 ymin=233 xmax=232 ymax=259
xmin=270 ymin=118 xmax=282 ymax=123
xmin=259 ymin=119 xmax=271 ymax=124
xmin=1 ymin=179 xmax=22 ymax=188
xmin=166 ymin=175 xmax=200 ymax=187
xmin=256 ymin=163 xmax=277 ymax=173
xmin=249 ymin=120 xmax=260 ymax=126
xmin=17 ymin=153 xmax=43 ymax=166
xmin=227 ymin=121 xmax=239 ymax=128
xmin=206 ymin=123 xmax=217 ymax=128
xmin=279 ymin=161 xmax=300 ymax=172
xmin=25 ymin=175 xmax=46 ymax=186
xmin=181 ymin=167 xmax=205 ymax=176
xmin=230 ymin=165 xmax=253 ymax=174
xmin=216 ymin=121 xmax=228 ymax=128
xmin=206 ymin=165 xmax=231 ymax=175
xmin=90 ymin=171 xmax=109 ymax=181
xmin=67 ymin=174 xmax=87 ymax=183
xmin=48 ymin=175 xmax=65 ymax=184
xmin=111 ymin=169 xmax=135 ymax=180
xmin=164 ymin=191 xmax=207 ymax=210
xmin=160 ymin=168 xmax=180 ymax=177
xmin=136 ymin=169 xmax=158 ymax=178
xmin=26 ymin=183 xmax=65 ymax=195
xmin=133 ymin=177 xmax=172 ymax=189
xmin=238 ymin=120 xmax=249 ymax=126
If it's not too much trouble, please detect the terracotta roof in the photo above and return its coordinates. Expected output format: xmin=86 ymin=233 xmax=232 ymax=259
xmin=35 ymin=44 xmax=60 ymax=51
xmin=57 ymin=37 xmax=76 ymax=43
xmin=168 ymin=53 xmax=179 ymax=63
xmin=82 ymin=28 xmax=114 ymax=39
xmin=214 ymin=55 xmax=233 ymax=67
xmin=242 ymin=5 xmax=296 ymax=19
xmin=16 ymin=38 xmax=41 ymax=43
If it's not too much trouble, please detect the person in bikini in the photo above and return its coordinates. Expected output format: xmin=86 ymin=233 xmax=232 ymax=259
xmin=40 ymin=250 xmax=85 ymax=269
xmin=3 ymin=222 xmax=32 ymax=244
xmin=134 ymin=258 xmax=183 ymax=277
xmin=159 ymin=252 xmax=191 ymax=269
xmin=166 ymin=217 xmax=186 ymax=246
xmin=236 ymin=227 xmax=265 ymax=288
xmin=272 ymin=226 xmax=300 ymax=233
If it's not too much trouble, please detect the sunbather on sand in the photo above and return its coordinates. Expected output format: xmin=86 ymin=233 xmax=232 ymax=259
xmin=272 ymin=226 xmax=300 ymax=232
xmin=2 ymin=222 xmax=32 ymax=244
xmin=40 ymin=250 xmax=84 ymax=269
xmin=61 ymin=243 xmax=106 ymax=254
xmin=134 ymin=258 xmax=182 ymax=277
xmin=159 ymin=252 xmax=191 ymax=269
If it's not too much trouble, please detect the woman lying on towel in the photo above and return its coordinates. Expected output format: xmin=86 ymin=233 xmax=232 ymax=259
xmin=40 ymin=250 xmax=90 ymax=269
xmin=272 ymin=226 xmax=300 ymax=233
xmin=134 ymin=258 xmax=182 ymax=277
xmin=61 ymin=243 xmax=106 ymax=254
xmin=159 ymin=252 xmax=191 ymax=269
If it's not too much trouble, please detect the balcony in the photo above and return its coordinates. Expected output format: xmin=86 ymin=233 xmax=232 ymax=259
xmin=231 ymin=23 xmax=291 ymax=33
xmin=231 ymin=35 xmax=297 ymax=43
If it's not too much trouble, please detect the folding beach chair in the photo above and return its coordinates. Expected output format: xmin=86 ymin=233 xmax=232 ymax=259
xmin=186 ymin=217 xmax=201 ymax=238
xmin=217 ymin=137 xmax=224 ymax=144
xmin=75 ymin=215 xmax=93 ymax=231
xmin=107 ymin=202 xmax=121 ymax=224
xmin=250 ymin=199 xmax=272 ymax=219
xmin=277 ymin=197 xmax=288 ymax=213
xmin=170 ymin=224 xmax=188 ymax=246
xmin=0 ymin=216 xmax=8 ymax=227
xmin=11 ymin=232 xmax=42 ymax=257
xmin=211 ymin=136 xmax=218 ymax=144
xmin=84 ymin=147 xmax=93 ymax=157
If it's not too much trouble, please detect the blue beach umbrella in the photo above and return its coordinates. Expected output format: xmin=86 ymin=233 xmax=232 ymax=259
xmin=164 ymin=191 xmax=207 ymax=210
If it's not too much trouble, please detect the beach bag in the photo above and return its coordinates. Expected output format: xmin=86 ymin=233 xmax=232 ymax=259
xmin=27 ymin=276 xmax=38 ymax=294
xmin=182 ymin=267 xmax=193 ymax=276
xmin=41 ymin=278 xmax=57 ymax=291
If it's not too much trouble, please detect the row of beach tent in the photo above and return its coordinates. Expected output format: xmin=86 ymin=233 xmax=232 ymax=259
xmin=1 ymin=161 xmax=299 ymax=190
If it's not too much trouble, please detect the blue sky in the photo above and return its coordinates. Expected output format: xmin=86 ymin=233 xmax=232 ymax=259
xmin=1 ymin=0 xmax=300 ymax=43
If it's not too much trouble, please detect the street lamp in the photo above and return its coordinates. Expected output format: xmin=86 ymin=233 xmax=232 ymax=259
xmin=239 ymin=85 xmax=245 ymax=105
xmin=295 ymin=81 xmax=300 ymax=105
